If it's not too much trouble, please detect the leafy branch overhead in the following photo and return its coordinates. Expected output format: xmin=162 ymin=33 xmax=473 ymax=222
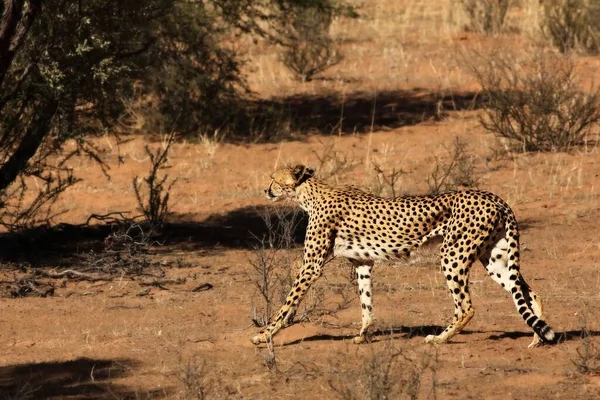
xmin=0 ymin=0 xmax=355 ymax=230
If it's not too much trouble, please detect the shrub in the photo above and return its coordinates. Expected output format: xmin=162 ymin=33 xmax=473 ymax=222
xmin=571 ymin=314 xmax=600 ymax=375
xmin=458 ymin=0 xmax=512 ymax=34
xmin=468 ymin=50 xmax=600 ymax=152
xmin=542 ymin=0 xmax=600 ymax=54
xmin=279 ymin=2 xmax=344 ymax=82
xmin=132 ymin=133 xmax=178 ymax=229
xmin=328 ymin=341 xmax=433 ymax=400
xmin=0 ymin=1 xmax=357 ymax=232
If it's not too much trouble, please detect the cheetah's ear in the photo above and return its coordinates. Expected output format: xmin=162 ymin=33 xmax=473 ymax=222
xmin=292 ymin=164 xmax=315 ymax=185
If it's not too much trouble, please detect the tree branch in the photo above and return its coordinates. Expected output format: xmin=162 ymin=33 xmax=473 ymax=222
xmin=0 ymin=0 xmax=23 ymax=54
xmin=0 ymin=97 xmax=58 ymax=192
xmin=8 ymin=0 xmax=40 ymax=55
xmin=0 ymin=0 xmax=24 ymax=85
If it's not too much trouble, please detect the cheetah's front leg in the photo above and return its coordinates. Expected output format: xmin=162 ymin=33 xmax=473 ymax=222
xmin=251 ymin=264 xmax=323 ymax=345
xmin=351 ymin=260 xmax=374 ymax=344
xmin=251 ymin=221 xmax=332 ymax=345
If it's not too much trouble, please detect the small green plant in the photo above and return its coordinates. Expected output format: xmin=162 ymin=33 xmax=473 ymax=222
xmin=542 ymin=0 xmax=600 ymax=54
xmin=132 ymin=132 xmax=178 ymax=229
xmin=427 ymin=137 xmax=480 ymax=194
xmin=457 ymin=0 xmax=512 ymax=34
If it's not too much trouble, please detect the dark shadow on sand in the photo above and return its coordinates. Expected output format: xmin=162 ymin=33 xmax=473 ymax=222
xmin=275 ymin=325 xmax=592 ymax=347
xmin=0 ymin=205 xmax=308 ymax=267
xmin=0 ymin=201 xmax=538 ymax=269
xmin=278 ymin=324 xmax=482 ymax=346
xmin=248 ymin=89 xmax=483 ymax=136
xmin=490 ymin=329 xmax=600 ymax=343
xmin=0 ymin=357 xmax=166 ymax=399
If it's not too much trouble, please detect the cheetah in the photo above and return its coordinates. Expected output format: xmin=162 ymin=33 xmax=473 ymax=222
xmin=251 ymin=165 xmax=557 ymax=348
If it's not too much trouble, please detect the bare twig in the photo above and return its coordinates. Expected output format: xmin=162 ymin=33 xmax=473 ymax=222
xmin=138 ymin=277 xmax=186 ymax=287
xmin=34 ymin=269 xmax=113 ymax=282
xmin=84 ymin=211 xmax=135 ymax=225
xmin=192 ymin=283 xmax=214 ymax=292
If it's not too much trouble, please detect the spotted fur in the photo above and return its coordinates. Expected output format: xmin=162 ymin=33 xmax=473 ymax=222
xmin=251 ymin=165 xmax=557 ymax=347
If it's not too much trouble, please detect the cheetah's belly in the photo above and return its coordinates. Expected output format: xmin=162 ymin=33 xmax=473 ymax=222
xmin=333 ymin=236 xmax=414 ymax=261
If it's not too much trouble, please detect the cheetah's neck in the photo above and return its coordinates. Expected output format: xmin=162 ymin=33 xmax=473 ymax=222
xmin=294 ymin=178 xmax=333 ymax=213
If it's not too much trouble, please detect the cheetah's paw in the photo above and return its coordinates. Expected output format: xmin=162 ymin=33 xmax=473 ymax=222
xmin=251 ymin=334 xmax=268 ymax=345
xmin=527 ymin=336 xmax=542 ymax=349
xmin=352 ymin=335 xmax=368 ymax=344
xmin=424 ymin=334 xmax=442 ymax=345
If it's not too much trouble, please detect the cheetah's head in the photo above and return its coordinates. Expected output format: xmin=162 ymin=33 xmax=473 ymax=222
xmin=265 ymin=164 xmax=315 ymax=201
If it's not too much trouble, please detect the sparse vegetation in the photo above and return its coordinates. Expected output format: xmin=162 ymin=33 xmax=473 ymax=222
xmin=328 ymin=340 xmax=433 ymax=400
xmin=199 ymin=130 xmax=223 ymax=166
xmin=542 ymin=0 xmax=600 ymax=54
xmin=132 ymin=132 xmax=178 ymax=230
xmin=312 ymin=140 xmax=357 ymax=182
xmin=249 ymin=205 xmax=303 ymax=327
xmin=0 ymin=169 xmax=80 ymax=231
xmin=468 ymin=49 xmax=600 ymax=152
xmin=427 ymin=136 xmax=480 ymax=194
xmin=371 ymin=162 xmax=404 ymax=197
xmin=279 ymin=1 xmax=345 ymax=82
xmin=572 ymin=315 xmax=600 ymax=375
xmin=248 ymin=203 xmax=354 ymax=334
xmin=457 ymin=0 xmax=512 ymax=34
xmin=177 ymin=356 xmax=215 ymax=400
xmin=0 ymin=0 xmax=357 ymax=225
xmin=261 ymin=335 xmax=279 ymax=373
xmin=2 ymin=0 xmax=600 ymax=398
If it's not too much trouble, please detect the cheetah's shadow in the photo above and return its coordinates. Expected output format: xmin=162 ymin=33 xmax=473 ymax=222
xmin=489 ymin=330 xmax=600 ymax=343
xmin=279 ymin=326 xmax=599 ymax=346
xmin=280 ymin=325 xmax=459 ymax=346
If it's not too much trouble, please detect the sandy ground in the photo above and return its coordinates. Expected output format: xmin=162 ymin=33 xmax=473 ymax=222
xmin=1 ymin=127 xmax=599 ymax=399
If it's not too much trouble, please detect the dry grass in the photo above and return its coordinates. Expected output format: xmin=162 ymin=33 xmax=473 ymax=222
xmin=328 ymin=339 xmax=436 ymax=400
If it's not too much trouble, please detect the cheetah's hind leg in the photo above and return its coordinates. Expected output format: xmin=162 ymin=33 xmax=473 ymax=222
xmin=425 ymin=239 xmax=477 ymax=345
xmin=479 ymin=236 xmax=555 ymax=347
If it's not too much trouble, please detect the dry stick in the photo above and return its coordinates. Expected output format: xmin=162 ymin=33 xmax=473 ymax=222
xmin=191 ymin=283 xmax=213 ymax=292
xmin=34 ymin=269 xmax=113 ymax=281
xmin=84 ymin=211 xmax=135 ymax=225
xmin=26 ymin=280 xmax=54 ymax=297
xmin=6 ymin=277 xmax=54 ymax=297
xmin=138 ymin=278 xmax=186 ymax=287
xmin=136 ymin=288 xmax=151 ymax=297
xmin=364 ymin=91 xmax=377 ymax=169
